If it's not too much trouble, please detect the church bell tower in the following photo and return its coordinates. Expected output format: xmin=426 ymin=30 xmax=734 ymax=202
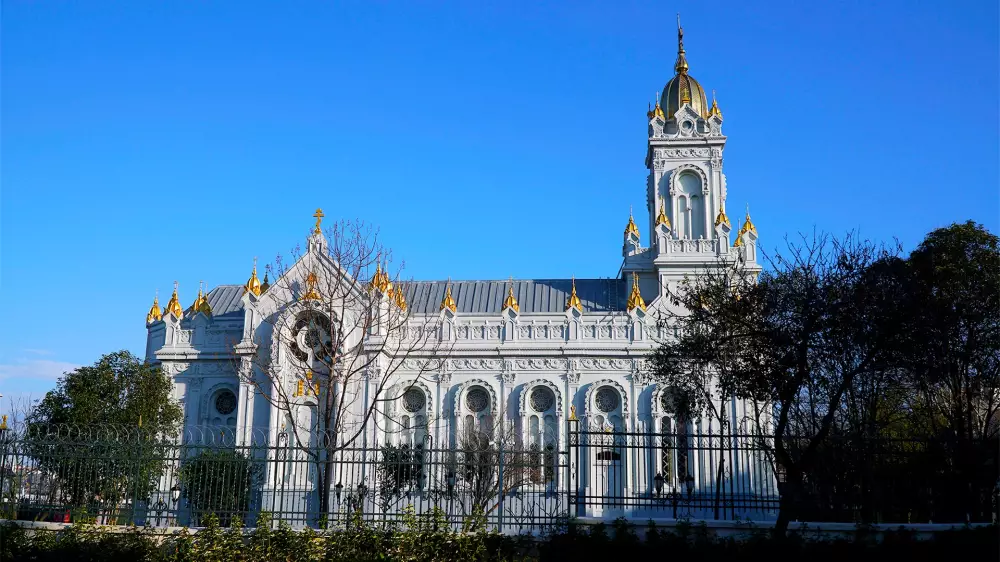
xmin=622 ymin=18 xmax=759 ymax=299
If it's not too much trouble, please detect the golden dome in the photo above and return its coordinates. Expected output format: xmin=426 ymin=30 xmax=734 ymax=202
xmin=164 ymin=282 xmax=184 ymax=319
xmin=741 ymin=209 xmax=757 ymax=235
xmin=714 ymin=203 xmax=731 ymax=228
xmin=624 ymin=209 xmax=641 ymax=239
xmin=440 ymin=282 xmax=457 ymax=313
xmin=393 ymin=283 xmax=407 ymax=311
xmin=709 ymin=90 xmax=723 ymax=119
xmin=626 ymin=273 xmax=646 ymax=312
xmin=661 ymin=22 xmax=709 ymax=119
xmin=503 ymin=278 xmax=519 ymax=312
xmin=655 ymin=197 xmax=671 ymax=228
xmin=146 ymin=292 xmax=162 ymax=324
xmin=244 ymin=258 xmax=262 ymax=296
xmin=191 ymin=283 xmax=212 ymax=316
xmin=566 ymin=277 xmax=583 ymax=313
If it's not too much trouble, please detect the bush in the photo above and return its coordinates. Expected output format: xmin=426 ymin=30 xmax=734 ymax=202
xmin=0 ymin=518 xmax=995 ymax=561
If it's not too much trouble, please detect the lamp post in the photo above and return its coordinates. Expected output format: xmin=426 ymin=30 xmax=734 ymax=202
xmin=683 ymin=474 xmax=695 ymax=517
xmin=446 ymin=471 xmax=456 ymax=520
xmin=335 ymin=482 xmax=343 ymax=504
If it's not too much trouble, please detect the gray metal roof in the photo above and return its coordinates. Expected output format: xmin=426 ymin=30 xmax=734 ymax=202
xmin=200 ymin=278 xmax=630 ymax=317
xmin=401 ymin=279 xmax=628 ymax=315
xmin=205 ymin=285 xmax=246 ymax=317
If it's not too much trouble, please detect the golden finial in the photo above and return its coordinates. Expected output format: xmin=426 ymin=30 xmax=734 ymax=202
xmin=295 ymin=379 xmax=304 ymax=397
xmin=191 ymin=281 xmax=207 ymax=314
xmin=626 ymin=273 xmax=646 ymax=312
xmin=503 ymin=277 xmax=519 ymax=312
xmin=569 ymin=405 xmax=578 ymax=421
xmin=260 ymin=272 xmax=270 ymax=293
xmin=566 ymin=277 xmax=583 ymax=313
xmin=709 ymin=89 xmax=723 ymax=119
xmin=655 ymin=196 xmax=671 ymax=228
xmin=647 ymin=102 xmax=654 ymax=120
xmin=393 ymin=281 xmax=408 ymax=310
xmin=165 ymin=282 xmax=184 ymax=318
xmin=742 ymin=204 xmax=757 ymax=235
xmin=368 ymin=261 xmax=382 ymax=292
xmin=733 ymin=219 xmax=744 ymax=247
xmin=302 ymin=271 xmax=321 ymax=300
xmin=244 ymin=257 xmax=262 ymax=296
xmin=192 ymin=281 xmax=213 ymax=315
xmin=312 ymin=208 xmax=325 ymax=235
xmin=146 ymin=290 xmax=162 ymax=324
xmin=624 ymin=207 xmax=641 ymax=239
xmin=654 ymin=92 xmax=665 ymax=119
xmin=675 ymin=14 xmax=689 ymax=75
xmin=440 ymin=280 xmax=457 ymax=313
xmin=714 ymin=201 xmax=731 ymax=228
xmin=0 ymin=415 xmax=8 ymax=430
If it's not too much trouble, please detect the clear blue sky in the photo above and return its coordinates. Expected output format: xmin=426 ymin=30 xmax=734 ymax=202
xmin=1 ymin=1 xmax=997 ymax=401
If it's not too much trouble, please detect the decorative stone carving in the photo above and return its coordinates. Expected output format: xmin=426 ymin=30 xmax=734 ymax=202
xmin=520 ymin=378 xmax=563 ymax=416
xmin=465 ymin=388 xmax=489 ymax=413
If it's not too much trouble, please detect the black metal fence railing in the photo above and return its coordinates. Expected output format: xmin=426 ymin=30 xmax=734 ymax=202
xmin=0 ymin=422 xmax=995 ymax=531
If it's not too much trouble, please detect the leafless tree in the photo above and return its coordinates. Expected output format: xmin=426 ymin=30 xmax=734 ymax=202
xmin=238 ymin=217 xmax=450 ymax=520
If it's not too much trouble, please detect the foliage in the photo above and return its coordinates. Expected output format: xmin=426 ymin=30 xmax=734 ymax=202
xmin=648 ymin=223 xmax=1000 ymax=534
xmin=22 ymin=351 xmax=183 ymax=513
xmin=1 ymin=518 xmax=995 ymax=562
xmin=177 ymin=449 xmax=263 ymax=527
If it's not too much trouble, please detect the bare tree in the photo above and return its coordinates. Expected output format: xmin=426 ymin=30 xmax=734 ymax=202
xmin=238 ymin=217 xmax=450 ymax=521
xmin=649 ymin=232 xmax=906 ymax=535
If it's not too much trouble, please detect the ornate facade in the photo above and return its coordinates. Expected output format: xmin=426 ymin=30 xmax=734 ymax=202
xmin=143 ymin=23 xmax=766 ymax=519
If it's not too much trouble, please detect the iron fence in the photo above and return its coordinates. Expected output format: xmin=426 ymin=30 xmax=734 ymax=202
xmin=0 ymin=422 xmax=995 ymax=532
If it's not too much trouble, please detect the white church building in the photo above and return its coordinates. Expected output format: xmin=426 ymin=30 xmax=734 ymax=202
xmin=142 ymin=24 xmax=771 ymax=525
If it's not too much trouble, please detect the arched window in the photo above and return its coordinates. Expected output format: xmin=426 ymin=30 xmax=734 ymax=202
xmin=677 ymin=172 xmax=704 ymax=239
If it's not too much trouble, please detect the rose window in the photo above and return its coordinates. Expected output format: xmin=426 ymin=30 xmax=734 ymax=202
xmin=660 ymin=390 xmax=676 ymax=413
xmin=529 ymin=386 xmax=555 ymax=412
xmin=594 ymin=386 xmax=620 ymax=413
xmin=215 ymin=390 xmax=237 ymax=415
xmin=465 ymin=387 xmax=489 ymax=413
xmin=402 ymin=388 xmax=426 ymax=413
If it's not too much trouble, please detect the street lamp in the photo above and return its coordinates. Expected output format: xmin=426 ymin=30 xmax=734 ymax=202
xmin=170 ymin=483 xmax=181 ymax=504
xmin=653 ymin=473 xmax=664 ymax=497
xmin=335 ymin=482 xmax=343 ymax=504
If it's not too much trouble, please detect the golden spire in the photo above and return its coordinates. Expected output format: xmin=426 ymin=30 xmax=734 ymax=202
xmin=674 ymin=14 xmax=689 ymax=75
xmin=624 ymin=207 xmax=641 ymax=239
xmin=650 ymin=92 xmax=664 ymax=119
xmin=393 ymin=281 xmax=408 ymax=310
xmin=369 ymin=261 xmax=383 ymax=292
xmin=714 ymin=201 xmax=731 ymax=228
xmin=302 ymin=271 xmax=321 ymax=300
xmin=312 ymin=208 xmax=324 ymax=235
xmin=503 ymin=277 xmax=519 ymax=312
xmin=146 ymin=291 xmax=162 ymax=323
xmin=655 ymin=196 xmax=671 ymax=228
xmin=709 ymin=89 xmax=723 ymax=118
xmin=165 ymin=282 xmax=183 ymax=318
xmin=192 ymin=281 xmax=212 ymax=316
xmin=566 ymin=277 xmax=583 ymax=313
xmin=244 ymin=257 xmax=262 ymax=296
xmin=626 ymin=273 xmax=646 ymax=312
xmin=440 ymin=280 xmax=457 ymax=313
xmin=733 ymin=219 xmax=744 ymax=247
xmin=742 ymin=205 xmax=757 ymax=235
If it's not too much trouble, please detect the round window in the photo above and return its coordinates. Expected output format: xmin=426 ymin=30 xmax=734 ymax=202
xmin=215 ymin=390 xmax=237 ymax=415
xmin=529 ymin=386 xmax=555 ymax=412
xmin=465 ymin=387 xmax=489 ymax=413
xmin=594 ymin=386 xmax=620 ymax=413
xmin=682 ymin=120 xmax=693 ymax=131
xmin=402 ymin=387 xmax=426 ymax=413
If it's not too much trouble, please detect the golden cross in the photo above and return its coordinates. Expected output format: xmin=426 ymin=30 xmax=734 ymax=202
xmin=313 ymin=208 xmax=325 ymax=234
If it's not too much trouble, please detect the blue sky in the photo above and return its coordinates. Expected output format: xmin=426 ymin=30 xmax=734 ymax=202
xmin=1 ymin=1 xmax=997 ymax=402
